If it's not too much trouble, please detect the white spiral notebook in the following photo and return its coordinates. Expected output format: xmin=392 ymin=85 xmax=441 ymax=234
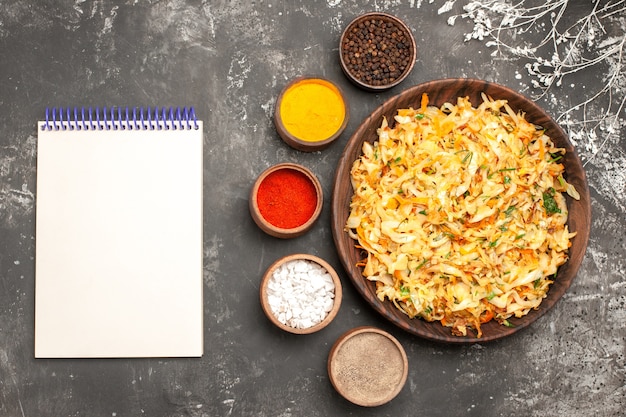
xmin=35 ymin=107 xmax=203 ymax=358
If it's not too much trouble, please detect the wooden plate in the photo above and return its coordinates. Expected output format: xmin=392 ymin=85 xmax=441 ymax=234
xmin=330 ymin=78 xmax=591 ymax=343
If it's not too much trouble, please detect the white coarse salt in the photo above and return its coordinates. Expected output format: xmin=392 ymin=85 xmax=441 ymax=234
xmin=266 ymin=259 xmax=336 ymax=329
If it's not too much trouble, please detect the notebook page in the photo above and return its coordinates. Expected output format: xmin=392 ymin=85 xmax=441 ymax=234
xmin=35 ymin=122 xmax=203 ymax=358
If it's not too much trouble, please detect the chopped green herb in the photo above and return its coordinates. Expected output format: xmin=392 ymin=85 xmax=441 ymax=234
xmin=488 ymin=238 xmax=500 ymax=248
xmin=515 ymin=233 xmax=525 ymax=240
xmin=415 ymin=113 xmax=425 ymax=120
xmin=462 ymin=151 xmax=473 ymax=164
xmin=504 ymin=175 xmax=511 ymax=184
xmin=394 ymin=156 xmax=402 ymax=163
xmin=418 ymin=210 xmax=427 ymax=215
xmin=548 ymin=154 xmax=563 ymax=163
xmin=486 ymin=291 xmax=496 ymax=300
xmin=505 ymin=205 xmax=516 ymax=216
xmin=400 ymin=285 xmax=410 ymax=297
xmin=498 ymin=167 xmax=518 ymax=172
xmin=415 ymin=258 xmax=428 ymax=271
xmin=542 ymin=187 xmax=561 ymax=214
xmin=502 ymin=319 xmax=515 ymax=328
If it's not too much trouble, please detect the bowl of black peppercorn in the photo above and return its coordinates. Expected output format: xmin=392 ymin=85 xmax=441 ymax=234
xmin=339 ymin=12 xmax=417 ymax=92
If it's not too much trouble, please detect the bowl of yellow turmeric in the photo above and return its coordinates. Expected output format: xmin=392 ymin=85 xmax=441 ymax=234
xmin=274 ymin=77 xmax=349 ymax=152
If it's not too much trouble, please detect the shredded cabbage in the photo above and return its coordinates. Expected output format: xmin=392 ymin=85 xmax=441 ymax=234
xmin=345 ymin=93 xmax=579 ymax=337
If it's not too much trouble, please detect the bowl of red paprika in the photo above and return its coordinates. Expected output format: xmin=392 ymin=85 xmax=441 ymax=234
xmin=249 ymin=163 xmax=323 ymax=239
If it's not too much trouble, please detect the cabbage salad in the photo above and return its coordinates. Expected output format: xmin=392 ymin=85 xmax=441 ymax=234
xmin=346 ymin=93 xmax=579 ymax=337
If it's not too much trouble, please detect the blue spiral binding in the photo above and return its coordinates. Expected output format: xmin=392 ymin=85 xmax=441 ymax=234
xmin=43 ymin=106 xmax=199 ymax=131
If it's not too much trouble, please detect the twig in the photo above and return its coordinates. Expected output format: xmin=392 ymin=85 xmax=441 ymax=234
xmin=442 ymin=0 xmax=626 ymax=164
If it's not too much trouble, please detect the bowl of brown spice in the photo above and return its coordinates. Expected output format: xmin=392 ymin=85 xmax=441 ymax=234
xmin=339 ymin=12 xmax=417 ymax=91
xmin=328 ymin=326 xmax=408 ymax=406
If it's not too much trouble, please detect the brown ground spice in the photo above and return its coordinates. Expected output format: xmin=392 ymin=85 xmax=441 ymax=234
xmin=329 ymin=331 xmax=406 ymax=405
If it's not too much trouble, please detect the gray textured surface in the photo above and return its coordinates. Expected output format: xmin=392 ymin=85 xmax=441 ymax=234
xmin=1 ymin=1 xmax=624 ymax=416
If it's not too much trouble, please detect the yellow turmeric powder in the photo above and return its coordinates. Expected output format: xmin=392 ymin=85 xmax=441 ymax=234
xmin=279 ymin=78 xmax=346 ymax=142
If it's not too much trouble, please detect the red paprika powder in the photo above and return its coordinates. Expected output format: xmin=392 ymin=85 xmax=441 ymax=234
xmin=256 ymin=168 xmax=318 ymax=229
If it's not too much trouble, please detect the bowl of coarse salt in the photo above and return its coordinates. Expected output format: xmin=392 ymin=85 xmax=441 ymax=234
xmin=260 ymin=254 xmax=342 ymax=334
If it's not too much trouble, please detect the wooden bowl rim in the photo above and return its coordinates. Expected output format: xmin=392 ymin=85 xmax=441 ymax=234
xmin=327 ymin=326 xmax=408 ymax=407
xmin=260 ymin=253 xmax=343 ymax=334
xmin=339 ymin=12 xmax=417 ymax=92
xmin=274 ymin=76 xmax=350 ymax=152
xmin=331 ymin=78 xmax=592 ymax=343
xmin=249 ymin=163 xmax=323 ymax=239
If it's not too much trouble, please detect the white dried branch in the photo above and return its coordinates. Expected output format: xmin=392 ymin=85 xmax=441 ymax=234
xmin=443 ymin=0 xmax=626 ymax=164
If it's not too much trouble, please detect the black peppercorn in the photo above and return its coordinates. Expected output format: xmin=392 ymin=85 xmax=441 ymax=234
xmin=341 ymin=14 xmax=414 ymax=88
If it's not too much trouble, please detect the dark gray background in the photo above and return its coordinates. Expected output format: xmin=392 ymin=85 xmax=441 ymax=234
xmin=1 ymin=1 xmax=624 ymax=416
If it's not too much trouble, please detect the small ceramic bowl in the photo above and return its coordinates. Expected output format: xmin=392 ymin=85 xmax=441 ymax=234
xmin=249 ymin=163 xmax=323 ymax=239
xmin=328 ymin=326 xmax=408 ymax=407
xmin=274 ymin=77 xmax=349 ymax=152
xmin=339 ymin=12 xmax=417 ymax=91
xmin=260 ymin=254 xmax=343 ymax=334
